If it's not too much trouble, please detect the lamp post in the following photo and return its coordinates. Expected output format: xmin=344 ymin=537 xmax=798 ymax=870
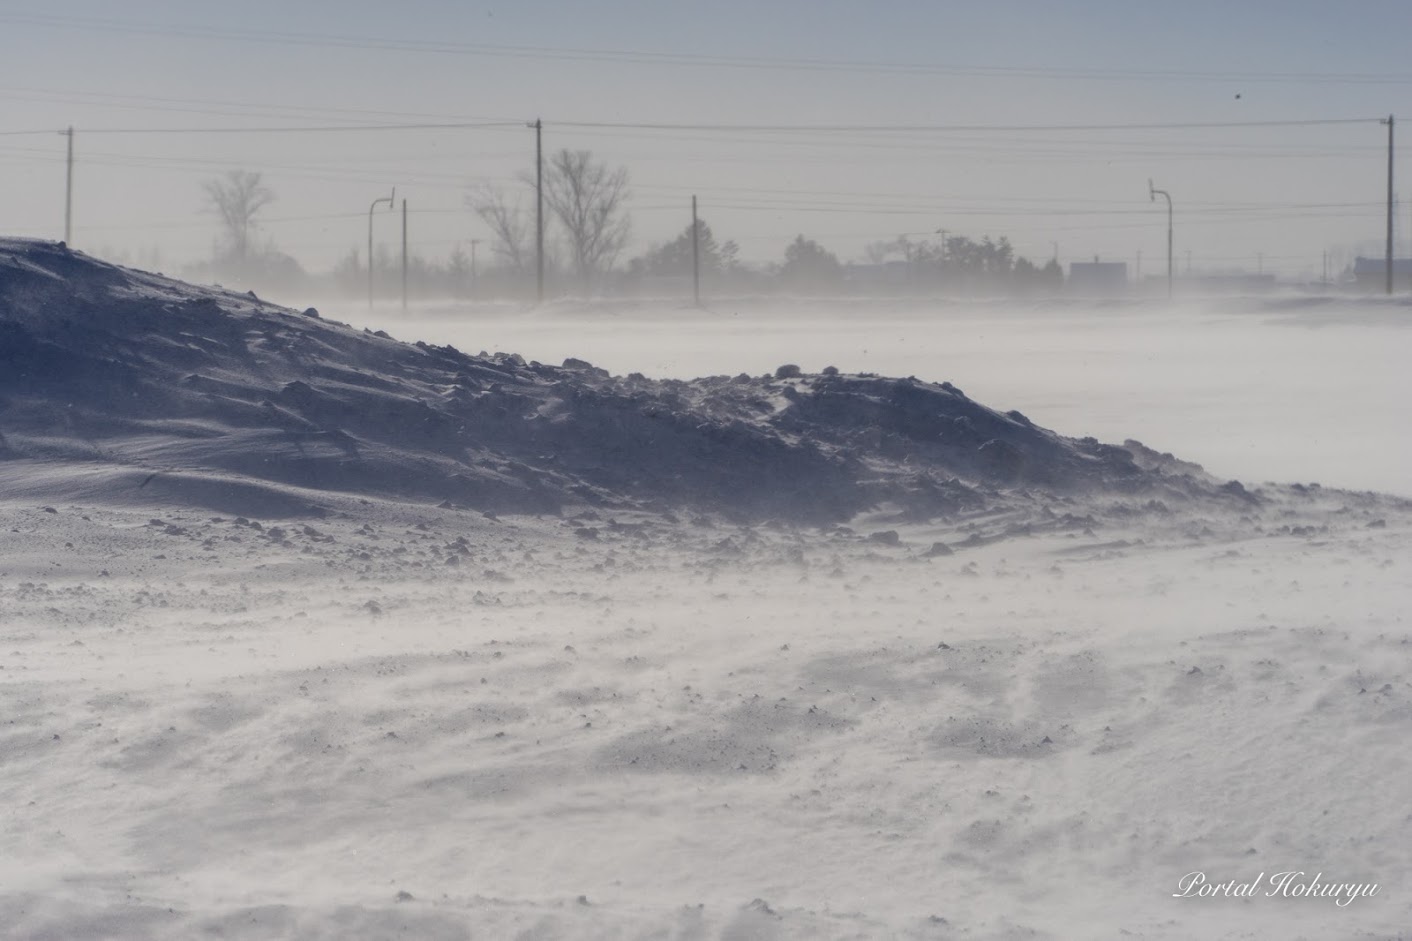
xmin=368 ymin=188 xmax=395 ymax=309
xmin=1148 ymin=179 xmax=1173 ymax=298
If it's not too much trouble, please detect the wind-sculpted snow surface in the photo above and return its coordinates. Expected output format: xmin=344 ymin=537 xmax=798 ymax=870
xmin=0 ymin=492 xmax=1409 ymax=939
xmin=4 ymin=239 xmax=1210 ymax=522
xmin=4 ymin=239 xmax=1410 ymax=939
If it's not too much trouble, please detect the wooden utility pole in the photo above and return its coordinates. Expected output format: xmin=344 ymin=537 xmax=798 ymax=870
xmin=470 ymin=239 xmax=479 ymax=298
xmin=1385 ymin=114 xmax=1395 ymax=294
xmin=691 ymin=195 xmax=700 ymax=306
xmin=63 ymin=126 xmax=73 ymax=245
xmin=534 ymin=118 xmax=544 ymax=304
xmin=401 ymin=198 xmax=408 ymax=311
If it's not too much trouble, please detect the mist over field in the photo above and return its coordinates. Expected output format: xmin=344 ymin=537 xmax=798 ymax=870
xmin=328 ymin=293 xmax=1412 ymax=499
xmin=4 ymin=2 xmax=1412 ymax=939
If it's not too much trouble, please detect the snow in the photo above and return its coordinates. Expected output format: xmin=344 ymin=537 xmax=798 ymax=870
xmin=335 ymin=293 xmax=1412 ymax=499
xmin=1 ymin=240 xmax=1409 ymax=939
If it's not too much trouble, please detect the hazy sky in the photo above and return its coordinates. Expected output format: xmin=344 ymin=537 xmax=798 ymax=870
xmin=4 ymin=1 xmax=1412 ymax=279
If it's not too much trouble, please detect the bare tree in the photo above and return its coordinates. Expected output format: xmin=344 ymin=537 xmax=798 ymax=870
xmin=203 ymin=170 xmax=275 ymax=263
xmin=468 ymin=185 xmax=534 ymax=275
xmin=539 ymin=149 xmax=630 ymax=286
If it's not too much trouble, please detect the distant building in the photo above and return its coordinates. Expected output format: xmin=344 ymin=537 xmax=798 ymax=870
xmin=1351 ymin=256 xmax=1412 ymax=291
xmin=1067 ymin=261 xmax=1127 ymax=295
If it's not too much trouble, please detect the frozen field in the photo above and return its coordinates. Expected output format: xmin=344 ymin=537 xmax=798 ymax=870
xmin=2 ymin=250 xmax=1410 ymax=940
xmin=2 ymin=488 xmax=1407 ymax=940
xmin=334 ymin=294 xmax=1412 ymax=499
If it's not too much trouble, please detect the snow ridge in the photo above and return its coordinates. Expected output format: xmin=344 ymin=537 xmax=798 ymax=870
xmin=3 ymin=239 xmax=1215 ymax=521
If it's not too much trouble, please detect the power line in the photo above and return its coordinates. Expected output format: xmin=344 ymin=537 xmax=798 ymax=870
xmin=3 ymin=104 xmax=1394 ymax=272
xmin=629 ymin=180 xmax=1382 ymax=209
xmin=77 ymin=121 xmax=525 ymax=135
xmin=75 ymin=210 xmax=367 ymax=232
xmin=0 ymin=115 xmax=1383 ymax=141
xmin=0 ymin=85 xmax=513 ymax=125
xmin=22 ymin=117 xmax=1381 ymax=136
xmin=8 ymin=135 xmax=1379 ymax=211
xmin=553 ymin=118 xmax=1385 ymax=134
xmin=0 ymin=88 xmax=1388 ymax=164
xmin=0 ymin=144 xmax=509 ymax=191
xmin=697 ymin=200 xmax=1381 ymax=219
xmin=7 ymin=11 xmax=1412 ymax=87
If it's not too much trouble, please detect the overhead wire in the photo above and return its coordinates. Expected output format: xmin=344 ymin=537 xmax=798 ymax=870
xmin=5 ymin=11 xmax=1412 ymax=87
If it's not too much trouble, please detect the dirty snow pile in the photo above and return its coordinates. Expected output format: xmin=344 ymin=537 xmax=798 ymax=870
xmin=1 ymin=239 xmax=1409 ymax=940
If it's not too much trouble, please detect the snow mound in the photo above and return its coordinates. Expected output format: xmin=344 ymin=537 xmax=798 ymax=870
xmin=3 ymin=239 xmax=1222 ymax=521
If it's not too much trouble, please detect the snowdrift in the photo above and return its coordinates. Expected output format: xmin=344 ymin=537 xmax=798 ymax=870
xmin=2 ymin=239 xmax=1410 ymax=939
xmin=2 ymin=238 xmax=1222 ymax=522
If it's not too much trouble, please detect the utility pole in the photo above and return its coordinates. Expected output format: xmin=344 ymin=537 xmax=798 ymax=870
xmin=368 ymin=187 xmax=394 ymax=309
xmin=691 ymin=195 xmax=700 ymax=306
xmin=1384 ymin=114 xmax=1395 ymax=294
xmin=401 ymin=198 xmax=408 ymax=311
xmin=62 ymin=126 xmax=74 ymax=245
xmin=1396 ymin=192 xmax=1402 ymax=259
xmin=470 ymin=239 xmax=479 ymax=298
xmin=1149 ymin=179 xmax=1173 ymax=298
xmin=531 ymin=118 xmax=544 ymax=304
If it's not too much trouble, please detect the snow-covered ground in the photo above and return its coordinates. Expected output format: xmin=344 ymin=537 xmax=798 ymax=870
xmin=334 ymin=294 xmax=1412 ymax=499
xmin=2 ymin=492 xmax=1407 ymax=939
xmin=2 ymin=247 xmax=1410 ymax=939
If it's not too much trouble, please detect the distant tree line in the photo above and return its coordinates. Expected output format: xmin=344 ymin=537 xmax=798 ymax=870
xmin=858 ymin=234 xmax=1063 ymax=294
xmin=188 ymin=160 xmax=1068 ymax=302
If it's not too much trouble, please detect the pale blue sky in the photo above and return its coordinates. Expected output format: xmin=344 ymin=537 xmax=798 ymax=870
xmin=3 ymin=1 xmax=1411 ymax=278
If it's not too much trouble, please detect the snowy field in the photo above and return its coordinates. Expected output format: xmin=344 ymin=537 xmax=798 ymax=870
xmin=333 ymin=294 xmax=1412 ymax=499
xmin=2 ymin=270 xmax=1410 ymax=940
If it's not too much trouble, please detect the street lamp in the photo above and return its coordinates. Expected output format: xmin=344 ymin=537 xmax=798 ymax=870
xmin=368 ymin=188 xmax=395 ymax=308
xmin=1148 ymin=179 xmax=1173 ymax=298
